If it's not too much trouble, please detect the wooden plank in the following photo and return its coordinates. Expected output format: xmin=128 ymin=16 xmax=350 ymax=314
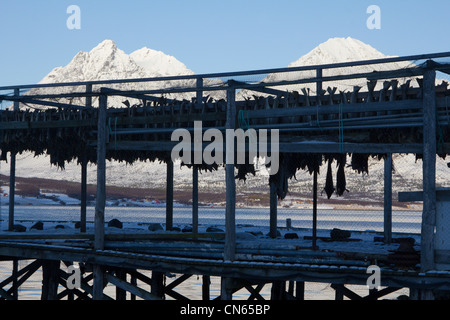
xmin=421 ymin=68 xmax=437 ymax=275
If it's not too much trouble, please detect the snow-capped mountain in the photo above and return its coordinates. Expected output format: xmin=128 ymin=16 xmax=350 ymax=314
xmin=239 ymin=37 xmax=416 ymax=99
xmin=28 ymin=40 xmax=202 ymax=108
xmin=6 ymin=38 xmax=449 ymax=202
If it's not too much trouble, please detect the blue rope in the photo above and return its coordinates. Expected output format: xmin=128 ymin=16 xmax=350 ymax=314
xmin=238 ymin=109 xmax=250 ymax=130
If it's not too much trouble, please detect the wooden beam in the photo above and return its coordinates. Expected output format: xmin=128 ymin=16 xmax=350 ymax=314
xmin=384 ymin=154 xmax=393 ymax=244
xmin=421 ymin=68 xmax=437 ymax=275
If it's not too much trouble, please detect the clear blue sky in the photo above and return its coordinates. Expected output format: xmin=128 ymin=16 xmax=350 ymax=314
xmin=1 ymin=0 xmax=449 ymax=86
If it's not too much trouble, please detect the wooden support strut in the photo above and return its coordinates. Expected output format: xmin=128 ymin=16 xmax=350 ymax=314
xmin=421 ymin=67 xmax=437 ymax=276
xmin=222 ymin=84 xmax=237 ymax=300
xmin=93 ymin=93 xmax=107 ymax=300
xmin=224 ymin=85 xmax=236 ymax=262
xmin=80 ymin=84 xmax=92 ymax=233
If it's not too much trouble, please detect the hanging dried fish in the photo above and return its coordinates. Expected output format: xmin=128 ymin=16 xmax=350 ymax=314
xmin=322 ymin=158 xmax=335 ymax=199
xmin=336 ymin=154 xmax=349 ymax=196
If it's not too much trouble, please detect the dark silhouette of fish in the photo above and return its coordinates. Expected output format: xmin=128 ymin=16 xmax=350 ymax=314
xmin=322 ymin=158 xmax=335 ymax=199
xmin=336 ymin=154 xmax=349 ymax=196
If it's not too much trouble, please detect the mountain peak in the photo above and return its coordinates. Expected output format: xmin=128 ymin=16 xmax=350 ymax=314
xmin=130 ymin=47 xmax=194 ymax=76
xmin=92 ymin=39 xmax=118 ymax=51
xmin=289 ymin=37 xmax=387 ymax=67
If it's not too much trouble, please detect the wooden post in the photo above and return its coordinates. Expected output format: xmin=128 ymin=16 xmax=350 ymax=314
xmin=202 ymin=275 xmax=210 ymax=300
xmin=166 ymin=160 xmax=174 ymax=231
xmin=295 ymin=281 xmax=305 ymax=300
xmin=80 ymin=84 xmax=92 ymax=233
xmin=196 ymin=77 xmax=203 ymax=105
xmin=93 ymin=93 xmax=107 ymax=300
xmin=384 ymin=154 xmax=393 ymax=244
xmin=94 ymin=93 xmax=107 ymax=250
xmin=8 ymin=152 xmax=16 ymax=232
xmin=269 ymin=181 xmax=278 ymax=238
xmin=271 ymin=281 xmax=286 ymax=300
xmin=116 ymin=269 xmax=127 ymax=300
xmin=85 ymin=84 xmax=92 ymax=108
xmin=312 ymin=167 xmax=318 ymax=250
xmin=41 ymin=260 xmax=60 ymax=300
xmin=421 ymin=67 xmax=437 ymax=275
xmin=8 ymin=88 xmax=19 ymax=231
xmin=192 ymin=77 xmax=203 ymax=236
xmin=192 ymin=164 xmax=199 ymax=235
xmin=221 ymin=277 xmax=233 ymax=300
xmin=80 ymin=154 xmax=87 ymax=233
xmin=12 ymin=259 xmax=18 ymax=300
xmin=316 ymin=68 xmax=323 ymax=99
xmin=224 ymin=86 xmax=236 ymax=261
xmin=151 ymin=271 xmax=165 ymax=299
